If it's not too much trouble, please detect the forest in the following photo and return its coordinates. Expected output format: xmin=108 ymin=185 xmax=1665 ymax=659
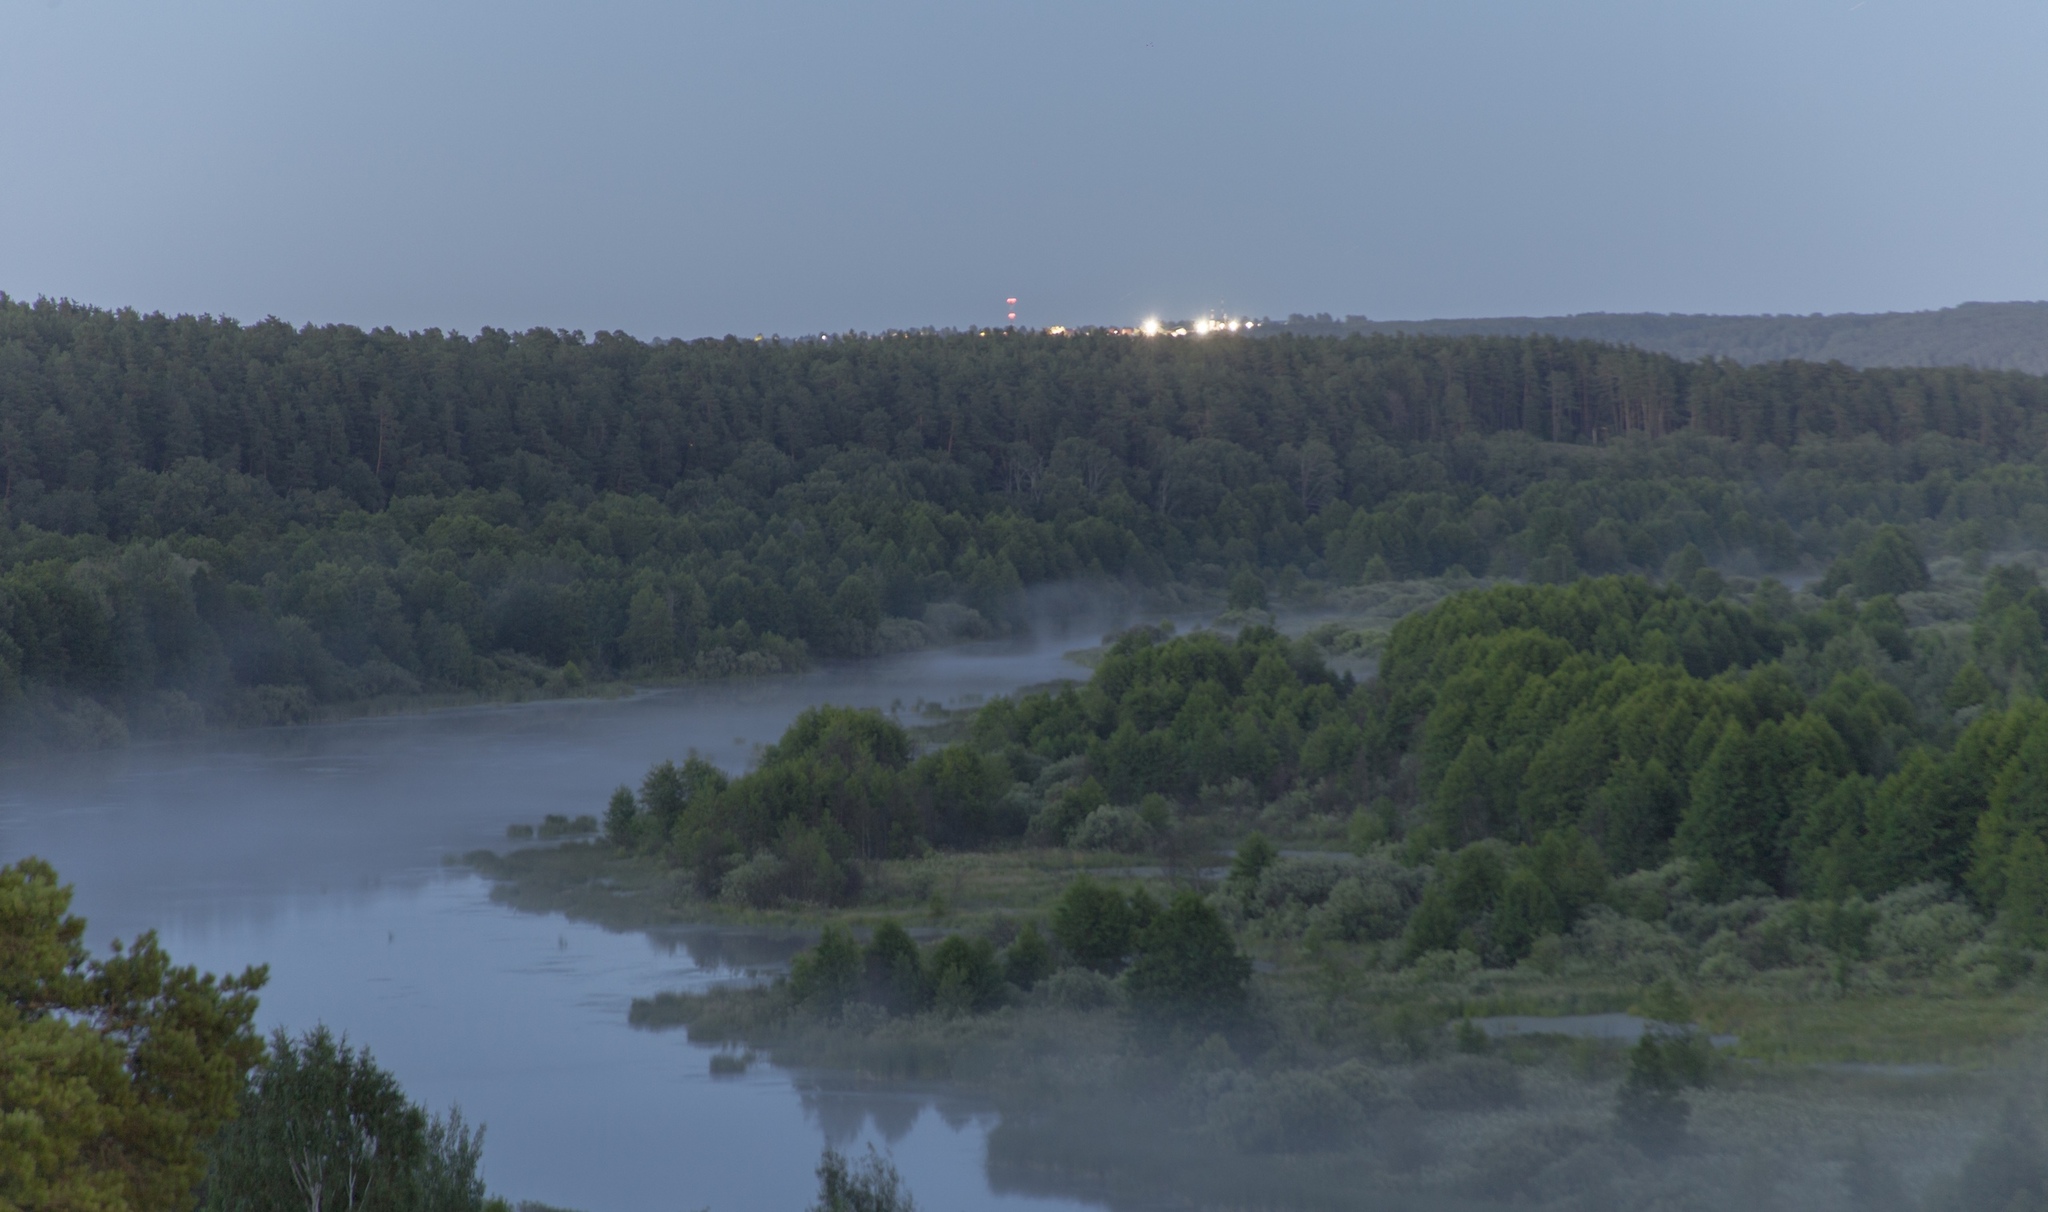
xmin=606 ymin=544 xmax=2048 ymax=957
xmin=1279 ymin=301 xmax=2048 ymax=375
xmin=15 ymin=290 xmax=2048 ymax=1209
xmin=602 ymin=557 xmax=2048 ymax=1210
xmin=8 ymin=292 xmax=2048 ymax=749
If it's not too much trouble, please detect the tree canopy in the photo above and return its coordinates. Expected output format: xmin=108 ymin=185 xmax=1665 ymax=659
xmin=0 ymin=857 xmax=267 ymax=1212
xmin=7 ymin=296 xmax=2048 ymax=746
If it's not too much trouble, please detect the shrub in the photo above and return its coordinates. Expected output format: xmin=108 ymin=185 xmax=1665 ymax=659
xmin=1309 ymin=869 xmax=1412 ymax=943
xmin=1255 ymin=857 xmax=1354 ymax=910
xmin=1042 ymin=968 xmax=1119 ymax=1011
xmin=720 ymin=852 xmax=791 ymax=908
xmin=1869 ymin=883 xmax=1985 ymax=975
xmin=1002 ymin=922 xmax=1054 ymax=989
xmin=1407 ymin=1056 xmax=1523 ymax=1112
xmin=1069 ymin=805 xmax=1153 ymax=853
xmin=789 ymin=926 xmax=862 ymax=1014
xmin=925 ymin=936 xmax=1004 ymax=1015
xmin=1565 ymin=906 xmax=1691 ymax=984
xmin=1031 ymin=778 xmax=1108 ymax=846
xmin=1207 ymin=1068 xmax=1369 ymax=1153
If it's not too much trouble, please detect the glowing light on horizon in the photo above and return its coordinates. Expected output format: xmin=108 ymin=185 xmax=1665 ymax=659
xmin=1134 ymin=311 xmax=1253 ymax=338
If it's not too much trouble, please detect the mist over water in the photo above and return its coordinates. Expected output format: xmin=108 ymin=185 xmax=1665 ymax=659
xmin=0 ymin=610 xmax=1128 ymax=1212
xmin=6 ymin=583 xmax=2037 ymax=1211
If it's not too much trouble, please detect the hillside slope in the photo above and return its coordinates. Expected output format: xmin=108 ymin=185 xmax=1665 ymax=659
xmin=1275 ymin=301 xmax=2048 ymax=373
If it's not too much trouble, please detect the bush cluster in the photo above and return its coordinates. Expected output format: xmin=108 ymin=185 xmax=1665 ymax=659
xmin=778 ymin=876 xmax=1250 ymax=1024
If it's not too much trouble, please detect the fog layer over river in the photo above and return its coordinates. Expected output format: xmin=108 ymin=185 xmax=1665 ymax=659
xmin=0 ymin=630 xmax=1118 ymax=1212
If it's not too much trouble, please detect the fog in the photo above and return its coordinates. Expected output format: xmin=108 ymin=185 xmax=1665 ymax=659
xmin=4 ymin=592 xmax=2042 ymax=1210
xmin=0 ymin=621 xmax=1123 ymax=1212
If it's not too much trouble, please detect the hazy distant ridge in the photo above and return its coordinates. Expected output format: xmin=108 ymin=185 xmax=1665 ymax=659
xmin=1273 ymin=301 xmax=2048 ymax=374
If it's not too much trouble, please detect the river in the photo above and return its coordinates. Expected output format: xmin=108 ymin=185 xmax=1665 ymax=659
xmin=0 ymin=632 xmax=1116 ymax=1212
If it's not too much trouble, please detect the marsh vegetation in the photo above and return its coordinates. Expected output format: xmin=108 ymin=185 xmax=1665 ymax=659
xmin=467 ymin=549 xmax=2048 ymax=1209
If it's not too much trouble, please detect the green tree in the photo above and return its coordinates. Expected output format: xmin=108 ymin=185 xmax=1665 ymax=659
xmin=925 ymin=936 xmax=1004 ymax=1015
xmin=1489 ymin=869 xmax=1562 ymax=964
xmin=1819 ymin=525 xmax=1930 ymax=598
xmin=603 ymin=785 xmax=641 ymax=850
xmin=1227 ymin=832 xmax=1277 ymax=887
xmin=1585 ymin=756 xmax=1680 ymax=874
xmin=1404 ymin=842 xmax=1508 ymax=960
xmin=788 ymin=925 xmax=862 ymax=1015
xmin=1002 ymin=922 xmax=1054 ymax=990
xmin=202 ymin=1026 xmax=489 ymax=1212
xmin=1124 ymin=892 xmax=1251 ymax=1021
xmin=1049 ymin=877 xmax=1136 ymax=974
xmin=0 ymin=858 xmax=266 ymax=1212
xmin=1998 ymin=831 xmax=2048 ymax=948
xmin=1226 ymin=569 xmax=1268 ymax=612
xmin=619 ymin=585 xmax=676 ymax=671
xmin=1433 ymin=735 xmax=1505 ymax=846
xmin=1677 ymin=722 xmax=1769 ymax=900
xmin=1946 ymin=662 xmax=1997 ymax=711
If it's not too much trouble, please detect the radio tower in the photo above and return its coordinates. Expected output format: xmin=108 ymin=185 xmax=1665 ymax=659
xmin=1006 ymin=297 xmax=1018 ymax=323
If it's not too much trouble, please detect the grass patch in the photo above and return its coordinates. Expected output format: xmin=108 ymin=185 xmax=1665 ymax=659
xmin=462 ymin=841 xmax=1181 ymax=933
xmin=1698 ymin=987 xmax=2048 ymax=1067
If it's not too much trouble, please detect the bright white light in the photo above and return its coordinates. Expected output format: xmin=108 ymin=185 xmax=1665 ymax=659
xmin=1193 ymin=318 xmax=1214 ymax=335
xmin=1227 ymin=320 xmax=1241 ymax=332
xmin=1140 ymin=317 xmax=1162 ymax=336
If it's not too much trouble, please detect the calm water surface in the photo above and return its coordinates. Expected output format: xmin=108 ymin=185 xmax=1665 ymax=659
xmin=0 ymin=634 xmax=1111 ymax=1212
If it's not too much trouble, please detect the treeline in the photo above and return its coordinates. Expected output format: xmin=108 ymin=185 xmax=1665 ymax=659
xmin=603 ymin=705 xmax=1012 ymax=907
xmin=1276 ymin=301 xmax=2048 ymax=375
xmin=615 ymin=547 xmax=2048 ymax=970
xmin=1363 ymin=557 xmax=2048 ymax=929
xmin=9 ymin=293 xmax=2048 ymax=745
xmin=603 ymin=627 xmax=1359 ymax=905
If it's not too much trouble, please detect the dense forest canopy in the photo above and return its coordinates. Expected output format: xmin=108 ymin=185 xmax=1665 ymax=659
xmin=1277 ymin=301 xmax=2048 ymax=375
xmin=6 ymin=292 xmax=2048 ymax=745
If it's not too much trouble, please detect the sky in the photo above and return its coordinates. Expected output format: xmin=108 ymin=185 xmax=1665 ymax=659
xmin=2 ymin=0 xmax=2045 ymax=338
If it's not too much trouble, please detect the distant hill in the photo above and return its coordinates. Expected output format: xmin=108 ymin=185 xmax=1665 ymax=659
xmin=1270 ymin=301 xmax=2048 ymax=373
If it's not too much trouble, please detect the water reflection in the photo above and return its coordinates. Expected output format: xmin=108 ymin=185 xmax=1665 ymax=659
xmin=0 ymin=627 xmax=1121 ymax=1212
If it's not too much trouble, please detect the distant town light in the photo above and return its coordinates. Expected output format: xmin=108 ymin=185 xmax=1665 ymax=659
xmin=1132 ymin=312 xmax=1248 ymax=338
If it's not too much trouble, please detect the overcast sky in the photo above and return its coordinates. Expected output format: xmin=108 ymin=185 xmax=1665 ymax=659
xmin=2 ymin=1 xmax=2044 ymax=338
